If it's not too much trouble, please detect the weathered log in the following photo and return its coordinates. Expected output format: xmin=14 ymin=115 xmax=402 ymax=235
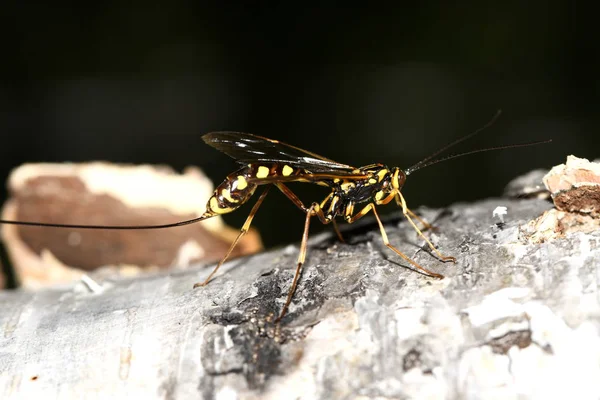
xmin=1 ymin=161 xmax=599 ymax=399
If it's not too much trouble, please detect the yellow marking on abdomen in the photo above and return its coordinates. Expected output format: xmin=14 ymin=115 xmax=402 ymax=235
xmin=209 ymin=196 xmax=234 ymax=214
xmin=217 ymin=206 xmax=234 ymax=214
xmin=235 ymin=175 xmax=248 ymax=190
xmin=368 ymin=178 xmax=377 ymax=184
xmin=221 ymin=188 xmax=236 ymax=203
xmin=282 ymin=165 xmax=294 ymax=176
xmin=256 ymin=166 xmax=270 ymax=179
xmin=209 ymin=197 xmax=219 ymax=211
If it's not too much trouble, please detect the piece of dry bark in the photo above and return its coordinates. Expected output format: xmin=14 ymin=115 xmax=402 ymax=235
xmin=0 ymin=162 xmax=262 ymax=288
xmin=522 ymin=156 xmax=600 ymax=244
xmin=544 ymin=155 xmax=600 ymax=216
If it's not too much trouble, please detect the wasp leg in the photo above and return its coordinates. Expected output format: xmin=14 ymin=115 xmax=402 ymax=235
xmin=193 ymin=186 xmax=271 ymax=288
xmin=344 ymin=202 xmax=371 ymax=224
xmin=394 ymin=195 xmax=436 ymax=232
xmin=275 ymin=182 xmax=346 ymax=266
xmin=370 ymin=205 xmax=445 ymax=279
xmin=408 ymin=209 xmax=437 ymax=232
xmin=397 ymin=193 xmax=456 ymax=263
xmin=274 ymin=183 xmax=332 ymax=226
xmin=332 ymin=219 xmax=345 ymax=243
xmin=343 ymin=202 xmax=444 ymax=278
xmin=276 ymin=202 xmax=329 ymax=322
xmin=274 ymin=182 xmax=345 ymax=240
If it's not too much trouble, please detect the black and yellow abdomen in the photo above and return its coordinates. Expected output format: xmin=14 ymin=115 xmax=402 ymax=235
xmin=205 ymin=167 xmax=258 ymax=216
xmin=204 ymin=163 xmax=304 ymax=216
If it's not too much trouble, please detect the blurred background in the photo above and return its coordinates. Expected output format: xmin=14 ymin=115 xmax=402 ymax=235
xmin=0 ymin=3 xmax=596 ymax=247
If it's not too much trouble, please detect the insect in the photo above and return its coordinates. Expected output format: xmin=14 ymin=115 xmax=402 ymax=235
xmin=0 ymin=111 xmax=550 ymax=322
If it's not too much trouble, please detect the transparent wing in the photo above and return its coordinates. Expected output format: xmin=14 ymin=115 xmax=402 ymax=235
xmin=202 ymin=132 xmax=359 ymax=174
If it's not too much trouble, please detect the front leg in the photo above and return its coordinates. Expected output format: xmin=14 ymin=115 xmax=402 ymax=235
xmin=397 ymin=193 xmax=456 ymax=263
xmin=394 ymin=194 xmax=437 ymax=232
xmin=343 ymin=202 xmax=444 ymax=279
xmin=343 ymin=202 xmax=373 ymax=224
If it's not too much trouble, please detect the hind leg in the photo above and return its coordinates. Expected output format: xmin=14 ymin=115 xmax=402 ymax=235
xmin=193 ymin=187 xmax=270 ymax=287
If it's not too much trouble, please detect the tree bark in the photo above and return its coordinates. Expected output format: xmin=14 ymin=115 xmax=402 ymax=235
xmin=1 ymin=179 xmax=599 ymax=399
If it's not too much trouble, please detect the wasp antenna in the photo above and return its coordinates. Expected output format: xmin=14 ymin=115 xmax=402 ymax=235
xmin=405 ymin=139 xmax=552 ymax=175
xmin=0 ymin=214 xmax=213 ymax=230
xmin=406 ymin=110 xmax=503 ymax=175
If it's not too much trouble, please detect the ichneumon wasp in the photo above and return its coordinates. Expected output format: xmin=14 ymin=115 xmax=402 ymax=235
xmin=0 ymin=110 xmax=551 ymax=321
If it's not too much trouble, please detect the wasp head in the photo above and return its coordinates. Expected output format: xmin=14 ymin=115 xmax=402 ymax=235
xmin=390 ymin=167 xmax=407 ymax=191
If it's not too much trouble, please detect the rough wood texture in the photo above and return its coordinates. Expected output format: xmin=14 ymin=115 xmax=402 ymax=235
xmin=1 ymin=171 xmax=600 ymax=399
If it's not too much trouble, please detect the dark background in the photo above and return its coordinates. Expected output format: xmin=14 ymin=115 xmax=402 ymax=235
xmin=0 ymin=3 xmax=596 ymax=247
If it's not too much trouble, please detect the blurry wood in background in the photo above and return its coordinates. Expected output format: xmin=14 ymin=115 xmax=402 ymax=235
xmin=1 ymin=162 xmax=262 ymax=289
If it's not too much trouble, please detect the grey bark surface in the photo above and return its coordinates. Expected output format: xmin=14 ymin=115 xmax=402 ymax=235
xmin=1 ymin=189 xmax=600 ymax=399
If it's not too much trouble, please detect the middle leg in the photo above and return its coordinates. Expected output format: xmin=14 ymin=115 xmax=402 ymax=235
xmin=276 ymin=201 xmax=330 ymax=322
xmin=274 ymin=182 xmax=331 ymax=224
xmin=275 ymin=182 xmax=343 ymax=240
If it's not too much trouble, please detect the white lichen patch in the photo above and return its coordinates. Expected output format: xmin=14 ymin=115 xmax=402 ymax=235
xmin=492 ymin=206 xmax=508 ymax=223
xmin=460 ymin=288 xmax=600 ymax=399
xmin=463 ymin=287 xmax=532 ymax=327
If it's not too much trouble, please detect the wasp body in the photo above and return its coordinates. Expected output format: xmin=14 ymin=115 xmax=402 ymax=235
xmin=190 ymin=133 xmax=454 ymax=321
